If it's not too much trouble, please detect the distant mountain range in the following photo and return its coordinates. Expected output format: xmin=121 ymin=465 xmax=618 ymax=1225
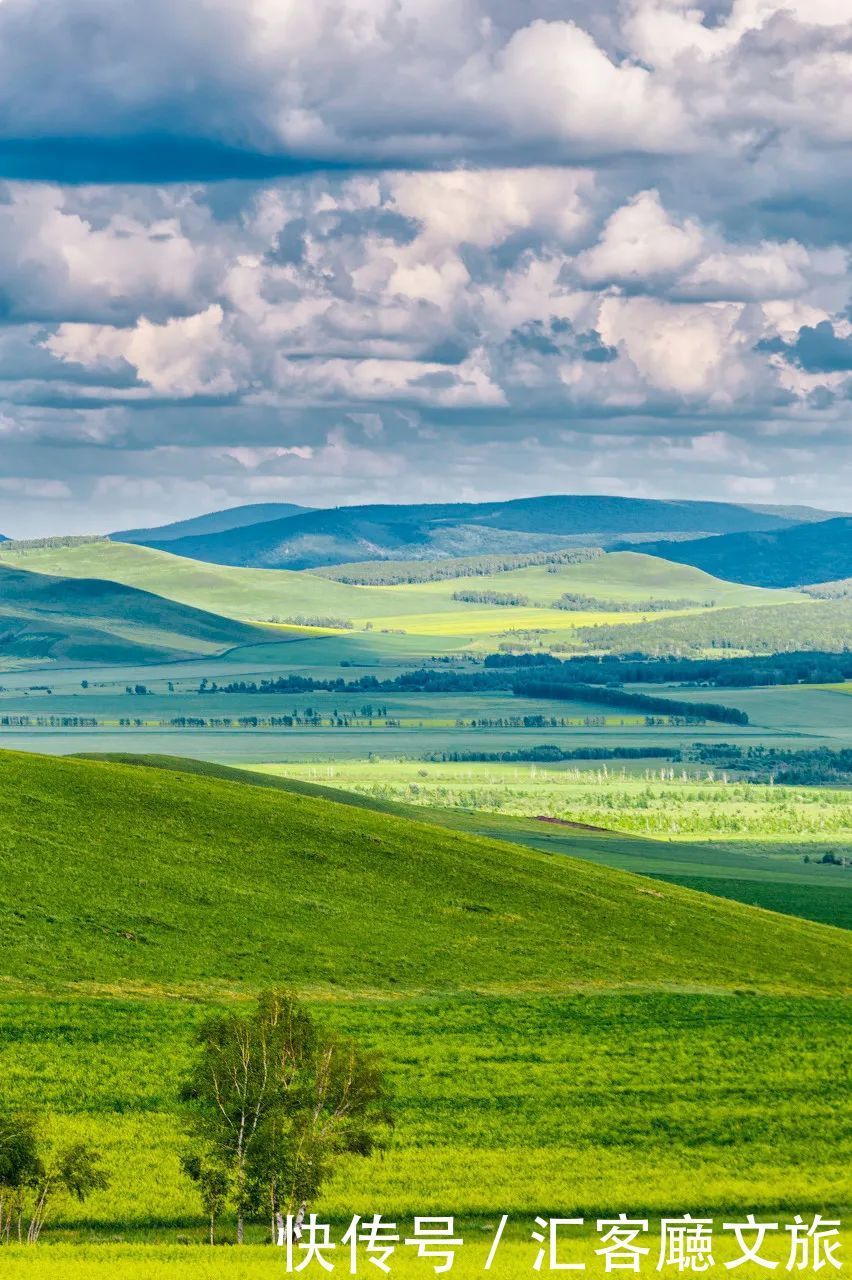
xmin=111 ymin=495 xmax=842 ymax=570
xmin=113 ymin=502 xmax=312 ymax=544
xmin=0 ymin=563 xmax=265 ymax=663
xmin=632 ymin=517 xmax=852 ymax=588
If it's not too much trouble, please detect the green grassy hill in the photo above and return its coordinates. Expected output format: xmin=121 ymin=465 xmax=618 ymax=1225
xmin=0 ymin=541 xmax=802 ymax=635
xmin=382 ymin=551 xmax=802 ymax=609
xmin=0 ymin=538 xmax=402 ymax=624
xmin=0 ymin=563 xmax=268 ymax=664
xmin=1 ymin=749 xmax=848 ymax=995
xmin=81 ymin=754 xmax=852 ymax=929
xmin=0 ymin=750 xmax=848 ymax=1252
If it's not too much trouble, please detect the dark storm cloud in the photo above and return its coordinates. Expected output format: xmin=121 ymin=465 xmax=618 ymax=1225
xmin=0 ymin=0 xmax=846 ymax=184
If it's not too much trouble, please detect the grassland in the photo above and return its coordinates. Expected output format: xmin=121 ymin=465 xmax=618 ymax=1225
xmin=382 ymin=552 xmax=803 ymax=608
xmin=6 ymin=750 xmax=844 ymax=995
xmin=0 ymin=563 xmax=269 ymax=665
xmin=3 ymin=1232 xmax=851 ymax=1280
xmin=0 ymin=542 xmax=806 ymax=658
xmin=652 ymin=684 xmax=852 ymax=740
xmin=0 ymin=993 xmax=848 ymax=1238
xmin=89 ymin=754 xmax=852 ymax=929
xmin=247 ymin=759 xmax=852 ymax=928
xmin=0 ymin=748 xmax=848 ymax=1268
xmin=251 ymin=758 xmax=852 ymax=846
xmin=2 ymin=667 xmax=849 ymax=770
xmin=0 ymin=530 xmax=847 ymax=1279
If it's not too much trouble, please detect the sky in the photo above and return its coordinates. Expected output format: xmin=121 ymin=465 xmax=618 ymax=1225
xmin=1 ymin=0 xmax=851 ymax=536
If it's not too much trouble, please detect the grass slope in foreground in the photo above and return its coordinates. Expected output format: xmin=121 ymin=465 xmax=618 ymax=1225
xmin=0 ymin=750 xmax=848 ymax=995
xmin=0 ymin=751 xmax=848 ymax=1263
xmin=84 ymin=754 xmax=852 ymax=930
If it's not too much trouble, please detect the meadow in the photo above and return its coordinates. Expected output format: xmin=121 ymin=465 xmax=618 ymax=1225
xmin=7 ymin=751 xmax=844 ymax=996
xmin=254 ymin=759 xmax=852 ymax=847
xmin=0 ymin=992 xmax=848 ymax=1235
xmin=0 ymin=747 xmax=848 ymax=1276
xmin=0 ymin=541 xmax=806 ymax=659
xmin=80 ymin=753 xmax=848 ymax=930
xmin=247 ymin=758 xmax=852 ymax=928
xmin=4 ymin=663 xmax=851 ymax=763
xmin=650 ymin=684 xmax=852 ymax=742
xmin=2 ymin=1234 xmax=851 ymax=1280
xmin=0 ymin=541 xmax=848 ymax=1278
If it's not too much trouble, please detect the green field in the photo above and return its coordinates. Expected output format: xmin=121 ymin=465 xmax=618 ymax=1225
xmin=382 ymin=554 xmax=802 ymax=608
xmin=244 ymin=758 xmax=852 ymax=928
xmin=0 ymin=542 xmax=849 ymax=1277
xmin=0 ymin=541 xmax=804 ymax=657
xmin=1 ymin=669 xmax=848 ymax=766
xmin=251 ymin=758 xmax=852 ymax=847
xmin=1 ymin=1230 xmax=850 ymax=1280
xmin=0 ymin=563 xmax=270 ymax=666
xmin=9 ymin=751 xmax=841 ymax=996
xmin=1 ymin=992 xmax=848 ymax=1236
xmin=0 ymin=748 xmax=848 ymax=1269
xmin=652 ymin=684 xmax=852 ymax=740
xmin=86 ymin=754 xmax=852 ymax=930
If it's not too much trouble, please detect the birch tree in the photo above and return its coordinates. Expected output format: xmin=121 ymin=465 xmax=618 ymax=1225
xmin=0 ymin=1114 xmax=106 ymax=1245
xmin=181 ymin=991 xmax=392 ymax=1244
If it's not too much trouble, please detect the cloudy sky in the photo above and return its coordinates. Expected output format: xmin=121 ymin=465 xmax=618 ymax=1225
xmin=1 ymin=0 xmax=851 ymax=535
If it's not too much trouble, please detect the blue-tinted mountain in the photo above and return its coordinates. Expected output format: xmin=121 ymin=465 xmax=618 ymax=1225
xmin=630 ymin=517 xmax=852 ymax=588
xmin=126 ymin=494 xmax=839 ymax=570
xmin=113 ymin=502 xmax=312 ymax=544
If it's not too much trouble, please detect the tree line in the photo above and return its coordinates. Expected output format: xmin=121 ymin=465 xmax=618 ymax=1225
xmin=688 ymin=743 xmax=852 ymax=786
xmin=0 ymin=534 xmax=108 ymax=554
xmin=425 ymin=745 xmax=676 ymax=763
xmin=511 ymin=680 xmax=750 ymax=725
xmin=553 ymin=593 xmax=711 ymax=612
xmin=197 ymin=648 xmax=852 ymax=703
xmin=451 ymin=589 xmax=530 ymax=606
xmin=314 ymin=547 xmax=603 ymax=585
xmin=483 ymin=649 xmax=852 ymax=688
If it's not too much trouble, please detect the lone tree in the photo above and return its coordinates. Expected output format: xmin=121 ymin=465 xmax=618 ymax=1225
xmin=0 ymin=1112 xmax=107 ymax=1244
xmin=181 ymin=991 xmax=392 ymax=1244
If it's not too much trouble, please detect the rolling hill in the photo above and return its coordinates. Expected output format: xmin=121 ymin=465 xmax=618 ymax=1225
xmin=1 ymin=750 xmax=848 ymax=1245
xmin=0 ymin=537 xmax=403 ymax=623
xmin=0 ymin=541 xmax=803 ymax=632
xmin=633 ymin=517 xmax=852 ymax=588
xmin=112 ymin=501 xmax=312 ymax=544
xmin=1 ymin=749 xmax=848 ymax=994
xmin=571 ymin=596 xmax=852 ymax=656
xmin=120 ymin=495 xmax=839 ymax=569
xmin=81 ymin=754 xmax=852 ymax=929
xmin=0 ymin=562 xmax=267 ymax=664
